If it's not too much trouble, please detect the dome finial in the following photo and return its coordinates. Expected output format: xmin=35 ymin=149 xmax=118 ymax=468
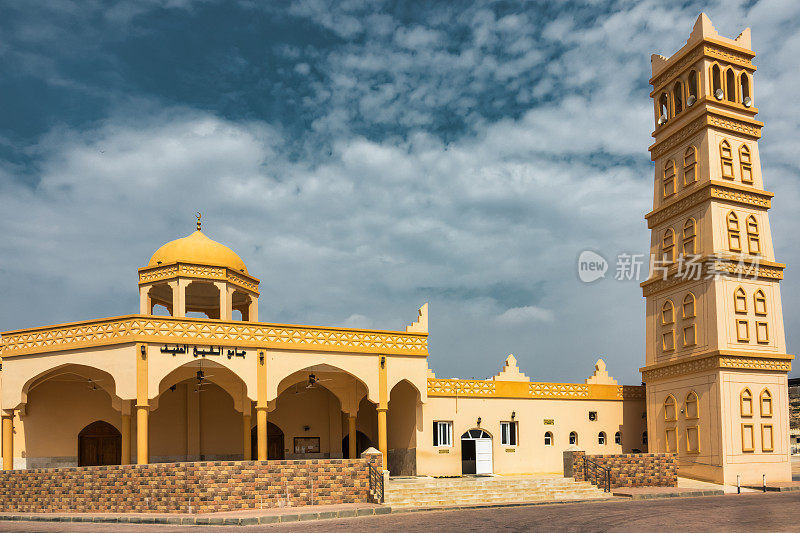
xmin=196 ymin=212 xmax=202 ymax=231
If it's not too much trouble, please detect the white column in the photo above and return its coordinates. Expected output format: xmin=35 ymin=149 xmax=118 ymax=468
xmin=139 ymin=285 xmax=152 ymax=314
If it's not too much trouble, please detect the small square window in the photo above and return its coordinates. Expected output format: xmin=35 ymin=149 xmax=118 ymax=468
xmin=433 ymin=421 xmax=453 ymax=447
xmin=741 ymin=423 xmax=755 ymax=452
xmin=500 ymin=421 xmax=517 ymax=446
xmin=588 ymin=411 xmax=597 ymax=421
xmin=756 ymin=321 xmax=769 ymax=344
xmin=761 ymin=424 xmax=774 ymax=452
xmin=736 ymin=320 xmax=750 ymax=342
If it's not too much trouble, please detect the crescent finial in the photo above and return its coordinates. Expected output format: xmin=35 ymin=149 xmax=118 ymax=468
xmin=196 ymin=212 xmax=202 ymax=231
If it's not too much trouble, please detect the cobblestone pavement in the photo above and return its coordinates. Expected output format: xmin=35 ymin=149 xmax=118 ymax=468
xmin=0 ymin=492 xmax=797 ymax=532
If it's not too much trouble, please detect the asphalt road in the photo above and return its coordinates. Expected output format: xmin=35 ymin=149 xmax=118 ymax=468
xmin=1 ymin=492 xmax=798 ymax=532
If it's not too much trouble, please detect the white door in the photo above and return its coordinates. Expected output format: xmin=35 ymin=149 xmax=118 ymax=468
xmin=475 ymin=438 xmax=493 ymax=474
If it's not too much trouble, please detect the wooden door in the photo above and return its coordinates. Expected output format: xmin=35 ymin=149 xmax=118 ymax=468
xmin=78 ymin=421 xmax=121 ymax=467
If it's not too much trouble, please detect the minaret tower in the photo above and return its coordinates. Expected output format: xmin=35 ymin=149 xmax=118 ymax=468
xmin=640 ymin=14 xmax=792 ymax=485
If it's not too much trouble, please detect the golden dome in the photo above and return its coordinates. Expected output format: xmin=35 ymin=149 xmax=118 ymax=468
xmin=148 ymin=230 xmax=248 ymax=273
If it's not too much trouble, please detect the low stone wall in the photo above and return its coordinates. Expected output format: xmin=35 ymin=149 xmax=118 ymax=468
xmin=567 ymin=451 xmax=677 ymax=488
xmin=0 ymin=456 xmax=382 ymax=514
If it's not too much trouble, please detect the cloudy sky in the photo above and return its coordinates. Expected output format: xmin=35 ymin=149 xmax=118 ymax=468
xmin=1 ymin=0 xmax=798 ymax=384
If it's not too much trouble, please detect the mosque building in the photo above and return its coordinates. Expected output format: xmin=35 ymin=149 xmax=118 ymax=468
xmin=0 ymin=14 xmax=792 ymax=486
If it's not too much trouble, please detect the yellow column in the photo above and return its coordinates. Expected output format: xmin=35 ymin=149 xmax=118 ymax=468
xmin=348 ymin=415 xmax=357 ymax=459
xmin=2 ymin=412 xmax=13 ymax=471
xmin=256 ymin=350 xmax=268 ymax=461
xmin=377 ymin=355 xmax=388 ymax=469
xmin=136 ymin=343 xmax=149 ymax=465
xmin=121 ymin=402 xmax=131 ymax=465
xmin=243 ymin=412 xmax=252 ymax=461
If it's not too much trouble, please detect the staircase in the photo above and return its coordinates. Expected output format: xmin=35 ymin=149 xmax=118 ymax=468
xmin=384 ymin=475 xmax=611 ymax=509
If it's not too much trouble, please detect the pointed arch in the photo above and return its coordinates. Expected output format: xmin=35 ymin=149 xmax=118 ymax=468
xmin=711 ymin=63 xmax=722 ymax=97
xmin=727 ymin=211 xmax=741 ymax=251
xmin=739 ymin=144 xmax=753 ymax=183
xmin=682 ymin=293 xmax=696 ymax=319
xmin=661 ymin=300 xmax=675 ymax=325
xmin=598 ymin=431 xmax=607 ymax=445
xmin=746 ymin=215 xmax=760 ymax=254
xmin=740 ymin=388 xmax=753 ymax=417
xmin=663 ymin=159 xmax=676 ymax=197
xmin=725 ymin=67 xmax=736 ymax=101
xmin=664 ymin=394 xmax=677 ymax=421
xmin=661 ymin=299 xmax=675 ymax=351
xmin=662 ymin=227 xmax=675 ymax=262
xmin=734 ymin=286 xmax=748 ymax=314
xmin=760 ymin=389 xmax=773 ymax=417
xmin=569 ymin=431 xmax=578 ymax=445
xmin=682 ymin=218 xmax=696 ymax=255
xmin=683 ymin=146 xmax=698 ymax=185
xmin=687 ymin=70 xmax=699 ymax=102
xmin=754 ymin=289 xmax=767 ymax=316
xmin=720 ymin=140 xmax=734 ymax=179
xmin=740 ymin=72 xmax=751 ymax=103
xmin=673 ymin=81 xmax=683 ymax=114
xmin=682 ymin=292 xmax=697 ymax=347
xmin=659 ymin=93 xmax=670 ymax=120
xmin=685 ymin=391 xmax=699 ymax=419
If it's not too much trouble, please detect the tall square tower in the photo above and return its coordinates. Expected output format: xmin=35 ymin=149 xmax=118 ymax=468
xmin=641 ymin=14 xmax=792 ymax=485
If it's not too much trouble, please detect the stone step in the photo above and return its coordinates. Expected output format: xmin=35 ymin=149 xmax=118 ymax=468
xmin=387 ymin=494 xmax=612 ymax=509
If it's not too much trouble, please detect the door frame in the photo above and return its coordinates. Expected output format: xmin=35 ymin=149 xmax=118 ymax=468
xmin=460 ymin=429 xmax=493 ymax=475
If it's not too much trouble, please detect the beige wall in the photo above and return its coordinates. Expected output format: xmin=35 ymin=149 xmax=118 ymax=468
xmin=269 ymin=385 xmax=343 ymax=458
xmin=417 ymin=396 xmax=646 ymax=476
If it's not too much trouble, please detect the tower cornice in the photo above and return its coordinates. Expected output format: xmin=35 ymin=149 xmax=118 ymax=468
xmin=650 ymin=38 xmax=755 ymax=95
xmin=640 ymin=350 xmax=793 ymax=383
xmin=649 ymin=107 xmax=763 ymax=160
xmin=640 ymin=254 xmax=785 ymax=297
xmin=645 ymin=180 xmax=772 ymax=229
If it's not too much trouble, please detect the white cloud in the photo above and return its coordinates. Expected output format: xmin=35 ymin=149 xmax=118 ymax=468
xmin=495 ymin=306 xmax=555 ymax=325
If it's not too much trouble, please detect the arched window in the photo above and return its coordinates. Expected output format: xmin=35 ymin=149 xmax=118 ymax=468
xmin=746 ymin=215 xmax=760 ymax=254
xmin=711 ymin=64 xmax=722 ymax=98
xmin=725 ymin=67 xmax=736 ymax=101
xmin=760 ymin=389 xmax=773 ymax=417
xmin=664 ymin=394 xmax=677 ymax=421
xmin=659 ymin=93 xmax=670 ymax=121
xmin=734 ymin=287 xmax=748 ymax=313
xmin=642 ymin=431 xmax=648 ymax=445
xmin=662 ymin=300 xmax=675 ymax=325
xmin=663 ymin=159 xmax=676 ymax=197
xmin=662 ymin=228 xmax=675 ymax=262
xmin=544 ymin=432 xmax=553 ymax=446
xmin=741 ymin=388 xmax=753 ymax=417
xmin=720 ymin=140 xmax=734 ymax=179
xmin=673 ymin=81 xmax=683 ymax=114
xmin=662 ymin=300 xmax=675 ymax=351
xmin=569 ymin=431 xmax=578 ymax=445
xmin=685 ymin=391 xmax=699 ymax=419
xmin=682 ymin=293 xmax=696 ymax=346
xmin=754 ymin=290 xmax=767 ymax=316
xmin=683 ymin=146 xmax=697 ymax=185
xmin=614 ymin=431 xmax=621 ymax=445
xmin=739 ymin=144 xmax=753 ymax=183
xmin=727 ymin=211 xmax=741 ymax=251
xmin=687 ymin=70 xmax=698 ymax=103
xmin=598 ymin=432 xmax=607 ymax=445
xmin=682 ymin=293 xmax=696 ymax=319
xmin=740 ymin=73 xmax=751 ymax=105
xmin=682 ymin=218 xmax=696 ymax=255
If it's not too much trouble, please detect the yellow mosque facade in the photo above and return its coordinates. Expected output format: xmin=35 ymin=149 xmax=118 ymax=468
xmin=0 ymin=15 xmax=792 ymax=487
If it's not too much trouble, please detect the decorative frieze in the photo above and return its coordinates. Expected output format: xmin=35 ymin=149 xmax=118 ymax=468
xmin=641 ymin=353 xmax=793 ymax=382
xmin=0 ymin=316 xmax=428 ymax=357
xmin=426 ymin=379 xmax=646 ymax=401
xmin=650 ymin=112 xmax=762 ymax=161
xmin=138 ymin=262 xmax=260 ymax=295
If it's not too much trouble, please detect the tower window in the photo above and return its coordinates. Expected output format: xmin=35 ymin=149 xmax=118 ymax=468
xmin=544 ymin=432 xmax=553 ymax=446
xmin=598 ymin=432 xmax=606 ymax=445
xmin=756 ymin=321 xmax=769 ymax=343
xmin=662 ymin=228 xmax=675 ymax=262
xmin=614 ymin=431 xmax=621 ymax=445
xmin=687 ymin=70 xmax=699 ymax=102
xmin=740 ymin=388 xmax=753 ymax=417
xmin=761 ymin=424 xmax=774 ymax=452
xmin=727 ymin=211 xmax=741 ymax=251
xmin=683 ymin=146 xmax=697 ymax=185
xmin=682 ymin=293 xmax=696 ymax=346
xmin=720 ymin=140 xmax=734 ymax=179
xmin=711 ymin=64 xmax=722 ymax=98
xmin=736 ymin=319 xmax=750 ymax=342
xmin=746 ymin=215 xmax=760 ymax=254
xmin=734 ymin=287 xmax=748 ymax=314
xmin=664 ymin=394 xmax=677 ymax=421
xmin=739 ymin=144 xmax=753 ymax=183
xmin=740 ymin=73 xmax=752 ymax=106
xmin=569 ymin=431 xmax=578 ymax=445
xmin=685 ymin=391 xmax=699 ymax=419
xmin=760 ymin=389 xmax=773 ymax=417
xmin=682 ymin=218 xmax=696 ymax=255
xmin=725 ymin=67 xmax=736 ymax=101
xmin=661 ymin=300 xmax=675 ymax=325
xmin=663 ymin=159 xmax=676 ymax=197
xmin=659 ymin=93 xmax=670 ymax=121
xmin=754 ymin=290 xmax=767 ymax=316
xmin=642 ymin=431 xmax=648 ymax=445
xmin=686 ymin=426 xmax=700 ymax=453
xmin=673 ymin=81 xmax=683 ymax=114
